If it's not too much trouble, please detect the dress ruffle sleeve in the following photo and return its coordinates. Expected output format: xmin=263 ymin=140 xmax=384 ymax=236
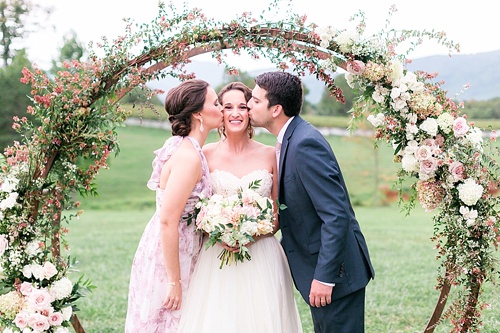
xmin=147 ymin=136 xmax=184 ymax=190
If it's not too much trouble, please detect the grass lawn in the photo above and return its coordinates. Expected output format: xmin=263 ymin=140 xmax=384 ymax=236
xmin=63 ymin=125 xmax=500 ymax=332
xmin=65 ymin=208 xmax=500 ymax=333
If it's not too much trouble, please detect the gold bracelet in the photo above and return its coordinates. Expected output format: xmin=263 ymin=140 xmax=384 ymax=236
xmin=166 ymin=280 xmax=181 ymax=287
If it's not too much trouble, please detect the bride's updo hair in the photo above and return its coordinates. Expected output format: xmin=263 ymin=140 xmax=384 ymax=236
xmin=165 ymin=79 xmax=209 ymax=137
xmin=218 ymin=81 xmax=254 ymax=139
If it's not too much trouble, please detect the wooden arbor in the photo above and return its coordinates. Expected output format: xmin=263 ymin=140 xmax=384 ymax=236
xmin=40 ymin=23 xmax=453 ymax=332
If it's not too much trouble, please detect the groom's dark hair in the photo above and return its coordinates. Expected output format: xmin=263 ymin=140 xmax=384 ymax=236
xmin=254 ymin=71 xmax=303 ymax=117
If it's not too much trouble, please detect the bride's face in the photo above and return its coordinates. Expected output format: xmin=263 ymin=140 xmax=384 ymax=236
xmin=221 ymin=90 xmax=250 ymax=135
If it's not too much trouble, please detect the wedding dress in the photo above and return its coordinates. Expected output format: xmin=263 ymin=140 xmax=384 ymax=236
xmin=125 ymin=136 xmax=212 ymax=333
xmin=178 ymin=169 xmax=303 ymax=333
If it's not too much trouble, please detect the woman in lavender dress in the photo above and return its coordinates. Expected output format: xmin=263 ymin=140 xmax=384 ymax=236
xmin=125 ymin=79 xmax=222 ymax=333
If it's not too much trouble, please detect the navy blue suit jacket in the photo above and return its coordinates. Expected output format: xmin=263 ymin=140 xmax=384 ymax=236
xmin=278 ymin=116 xmax=375 ymax=303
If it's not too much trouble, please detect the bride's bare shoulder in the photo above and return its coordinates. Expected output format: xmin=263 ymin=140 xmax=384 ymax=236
xmin=202 ymin=141 xmax=221 ymax=156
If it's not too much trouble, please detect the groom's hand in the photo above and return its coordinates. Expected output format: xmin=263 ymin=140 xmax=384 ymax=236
xmin=309 ymin=279 xmax=333 ymax=307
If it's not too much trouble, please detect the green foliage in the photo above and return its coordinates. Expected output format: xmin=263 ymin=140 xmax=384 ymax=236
xmin=0 ymin=49 xmax=32 ymax=151
xmin=315 ymin=74 xmax=357 ymax=116
xmin=0 ymin=0 xmax=52 ymax=66
xmin=217 ymin=70 xmax=255 ymax=91
xmin=49 ymin=30 xmax=86 ymax=75
xmin=462 ymin=98 xmax=500 ymax=119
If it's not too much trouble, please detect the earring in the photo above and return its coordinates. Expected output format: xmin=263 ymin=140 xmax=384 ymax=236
xmin=199 ymin=117 xmax=204 ymax=132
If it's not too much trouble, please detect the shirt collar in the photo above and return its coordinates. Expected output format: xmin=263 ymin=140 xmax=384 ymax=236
xmin=277 ymin=116 xmax=294 ymax=144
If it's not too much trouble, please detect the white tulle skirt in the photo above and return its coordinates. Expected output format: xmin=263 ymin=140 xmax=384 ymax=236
xmin=178 ymin=235 xmax=303 ymax=333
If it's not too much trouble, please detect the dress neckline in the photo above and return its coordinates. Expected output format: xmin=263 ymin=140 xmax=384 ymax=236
xmin=211 ymin=169 xmax=272 ymax=180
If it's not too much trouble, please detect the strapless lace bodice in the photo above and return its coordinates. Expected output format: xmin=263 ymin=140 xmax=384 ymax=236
xmin=210 ymin=169 xmax=273 ymax=198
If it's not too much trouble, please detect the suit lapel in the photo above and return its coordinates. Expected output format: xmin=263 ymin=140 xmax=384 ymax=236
xmin=279 ymin=116 xmax=303 ymax=181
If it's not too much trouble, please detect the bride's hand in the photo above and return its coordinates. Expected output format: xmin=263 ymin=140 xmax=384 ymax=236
xmin=163 ymin=282 xmax=182 ymax=311
xmin=220 ymin=242 xmax=240 ymax=253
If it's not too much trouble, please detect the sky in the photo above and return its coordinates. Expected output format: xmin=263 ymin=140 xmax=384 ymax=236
xmin=21 ymin=0 xmax=500 ymax=71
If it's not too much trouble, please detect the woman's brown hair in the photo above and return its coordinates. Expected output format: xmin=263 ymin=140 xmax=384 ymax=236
xmin=165 ymin=79 xmax=209 ymax=137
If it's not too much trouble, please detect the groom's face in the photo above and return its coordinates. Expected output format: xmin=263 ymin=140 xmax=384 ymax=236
xmin=248 ymin=85 xmax=272 ymax=128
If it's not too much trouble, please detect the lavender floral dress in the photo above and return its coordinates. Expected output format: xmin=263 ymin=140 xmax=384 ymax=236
xmin=125 ymin=136 xmax=211 ymax=333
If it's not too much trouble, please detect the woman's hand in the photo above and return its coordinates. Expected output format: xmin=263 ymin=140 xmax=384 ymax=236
xmin=163 ymin=282 xmax=182 ymax=311
xmin=220 ymin=242 xmax=240 ymax=253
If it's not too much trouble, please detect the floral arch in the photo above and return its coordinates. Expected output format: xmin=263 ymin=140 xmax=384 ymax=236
xmin=0 ymin=1 xmax=499 ymax=332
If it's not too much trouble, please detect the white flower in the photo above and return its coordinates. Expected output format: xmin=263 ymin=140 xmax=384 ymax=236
xmin=405 ymin=123 xmax=418 ymax=136
xmin=317 ymin=26 xmax=335 ymax=48
xmin=367 ymin=113 xmax=385 ymax=127
xmin=401 ymin=72 xmax=425 ymax=92
xmin=388 ymin=61 xmax=404 ymax=83
xmin=403 ymin=140 xmax=419 ymax=155
xmin=466 ymin=127 xmax=483 ymax=151
xmin=458 ymin=178 xmax=484 ymax=206
xmin=25 ymin=241 xmax=40 ymax=256
xmin=372 ymin=85 xmax=389 ymax=104
xmin=30 ymin=264 xmax=45 ymax=281
xmin=460 ymin=206 xmax=478 ymax=220
xmin=336 ymin=30 xmax=359 ymax=53
xmin=0 ymin=291 xmax=23 ymax=320
xmin=0 ymin=178 xmax=19 ymax=193
xmin=0 ymin=192 xmax=18 ymax=210
xmin=420 ymin=118 xmax=439 ymax=136
xmin=436 ymin=112 xmax=454 ymax=134
xmin=54 ymin=327 xmax=70 ymax=333
xmin=390 ymin=87 xmax=402 ymax=99
xmin=49 ymin=277 xmax=73 ymax=300
xmin=61 ymin=306 xmax=73 ymax=321
xmin=240 ymin=221 xmax=258 ymax=236
xmin=345 ymin=73 xmax=356 ymax=88
xmin=0 ymin=234 xmax=8 ymax=256
xmin=401 ymin=153 xmax=419 ymax=172
xmin=392 ymin=98 xmax=408 ymax=111
xmin=22 ymin=265 xmax=32 ymax=279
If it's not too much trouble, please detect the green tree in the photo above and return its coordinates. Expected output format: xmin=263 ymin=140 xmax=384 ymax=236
xmin=316 ymin=74 xmax=356 ymax=116
xmin=217 ymin=70 xmax=255 ymax=91
xmin=217 ymin=70 xmax=314 ymax=114
xmin=49 ymin=30 xmax=85 ymax=74
xmin=0 ymin=0 xmax=51 ymax=67
xmin=462 ymin=97 xmax=500 ymax=119
xmin=0 ymin=49 xmax=31 ymax=150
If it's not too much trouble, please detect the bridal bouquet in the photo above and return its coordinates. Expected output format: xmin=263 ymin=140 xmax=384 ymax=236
xmin=191 ymin=180 xmax=275 ymax=269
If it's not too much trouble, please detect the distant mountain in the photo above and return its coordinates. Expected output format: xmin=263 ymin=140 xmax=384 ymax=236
xmin=407 ymin=50 xmax=500 ymax=101
xmin=146 ymin=50 xmax=500 ymax=104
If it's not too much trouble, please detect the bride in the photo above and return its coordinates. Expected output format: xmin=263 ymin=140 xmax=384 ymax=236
xmin=178 ymin=82 xmax=303 ymax=332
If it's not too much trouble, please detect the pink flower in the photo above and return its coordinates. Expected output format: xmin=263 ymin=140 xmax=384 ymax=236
xmin=19 ymin=282 xmax=33 ymax=295
xmin=449 ymin=161 xmax=465 ymax=181
xmin=28 ymin=312 xmax=50 ymax=331
xmin=43 ymin=261 xmax=58 ymax=279
xmin=0 ymin=234 xmax=8 ymax=256
xmin=27 ymin=288 xmax=53 ymax=311
xmin=420 ymin=158 xmax=438 ymax=175
xmin=14 ymin=311 xmax=29 ymax=329
xmin=48 ymin=311 xmax=64 ymax=326
xmin=415 ymin=145 xmax=432 ymax=161
xmin=453 ymin=117 xmax=469 ymax=137
xmin=417 ymin=180 xmax=444 ymax=212
xmin=346 ymin=60 xmax=366 ymax=75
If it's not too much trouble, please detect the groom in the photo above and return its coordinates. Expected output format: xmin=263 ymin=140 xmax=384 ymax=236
xmin=248 ymin=71 xmax=375 ymax=333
